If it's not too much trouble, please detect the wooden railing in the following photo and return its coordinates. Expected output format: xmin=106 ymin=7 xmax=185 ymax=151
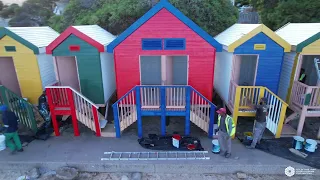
xmin=231 ymin=81 xmax=288 ymax=138
xmin=291 ymin=81 xmax=320 ymax=108
xmin=46 ymin=86 xmax=101 ymax=136
xmin=112 ymin=85 xmax=216 ymax=138
xmin=228 ymin=80 xmax=238 ymax=109
xmin=0 ymin=85 xmax=38 ymax=133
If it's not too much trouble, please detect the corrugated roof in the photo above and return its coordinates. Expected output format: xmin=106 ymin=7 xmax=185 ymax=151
xmin=72 ymin=25 xmax=116 ymax=46
xmin=276 ymin=23 xmax=320 ymax=46
xmin=6 ymin=27 xmax=59 ymax=48
xmin=215 ymin=24 xmax=260 ymax=46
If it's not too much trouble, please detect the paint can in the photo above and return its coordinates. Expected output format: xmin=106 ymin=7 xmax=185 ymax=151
xmin=292 ymin=136 xmax=304 ymax=150
xmin=211 ymin=139 xmax=220 ymax=154
xmin=0 ymin=135 xmax=6 ymax=151
xmin=304 ymin=139 xmax=318 ymax=153
xmin=172 ymin=135 xmax=181 ymax=148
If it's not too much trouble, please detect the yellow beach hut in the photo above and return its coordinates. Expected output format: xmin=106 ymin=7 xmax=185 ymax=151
xmin=0 ymin=27 xmax=59 ymax=104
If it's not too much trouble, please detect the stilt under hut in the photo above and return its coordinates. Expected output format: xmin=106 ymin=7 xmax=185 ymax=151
xmin=214 ymin=24 xmax=291 ymax=138
xmin=276 ymin=23 xmax=320 ymax=138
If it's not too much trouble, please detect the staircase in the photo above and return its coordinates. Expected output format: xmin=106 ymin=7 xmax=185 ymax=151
xmin=45 ymin=86 xmax=115 ymax=137
xmin=0 ymin=85 xmax=39 ymax=133
xmin=112 ymin=85 xmax=216 ymax=138
xmin=228 ymin=81 xmax=289 ymax=138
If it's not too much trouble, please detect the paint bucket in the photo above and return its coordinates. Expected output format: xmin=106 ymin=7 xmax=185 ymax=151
xmin=172 ymin=135 xmax=181 ymax=148
xmin=211 ymin=139 xmax=220 ymax=154
xmin=0 ymin=135 xmax=6 ymax=151
xmin=304 ymin=139 xmax=318 ymax=153
xmin=292 ymin=136 xmax=304 ymax=150
xmin=244 ymin=132 xmax=253 ymax=141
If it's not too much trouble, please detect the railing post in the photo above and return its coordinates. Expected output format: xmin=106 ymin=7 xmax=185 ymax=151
xmin=259 ymin=87 xmax=266 ymax=101
xmin=26 ymin=104 xmax=37 ymax=133
xmin=67 ymin=88 xmax=80 ymax=136
xmin=185 ymin=86 xmax=191 ymax=136
xmin=92 ymin=106 xmax=101 ymax=137
xmin=160 ymin=86 xmax=166 ymax=136
xmin=46 ymin=88 xmax=60 ymax=136
xmin=112 ymin=104 xmax=121 ymax=138
xmin=232 ymin=86 xmax=241 ymax=139
xmin=208 ymin=105 xmax=215 ymax=138
xmin=275 ymin=104 xmax=287 ymax=138
xmin=136 ymin=87 xmax=143 ymax=138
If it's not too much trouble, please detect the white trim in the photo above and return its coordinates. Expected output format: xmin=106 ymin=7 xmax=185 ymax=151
xmin=74 ymin=56 xmax=81 ymax=93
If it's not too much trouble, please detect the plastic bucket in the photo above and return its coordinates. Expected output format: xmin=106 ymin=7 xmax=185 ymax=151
xmin=212 ymin=139 xmax=220 ymax=154
xmin=0 ymin=135 xmax=6 ymax=151
xmin=172 ymin=135 xmax=181 ymax=148
xmin=244 ymin=132 xmax=253 ymax=141
xmin=304 ymin=139 xmax=318 ymax=153
xmin=292 ymin=136 xmax=304 ymax=150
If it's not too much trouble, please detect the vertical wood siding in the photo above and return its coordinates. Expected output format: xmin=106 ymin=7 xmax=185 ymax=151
xmin=37 ymin=53 xmax=57 ymax=89
xmin=234 ymin=33 xmax=285 ymax=94
xmin=52 ymin=35 xmax=104 ymax=104
xmin=278 ymin=52 xmax=296 ymax=101
xmin=100 ymin=52 xmax=116 ymax=103
xmin=0 ymin=35 xmax=42 ymax=104
xmin=214 ymin=51 xmax=233 ymax=103
xmin=114 ymin=9 xmax=216 ymax=100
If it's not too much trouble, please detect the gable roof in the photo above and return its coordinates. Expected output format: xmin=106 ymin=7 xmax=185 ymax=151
xmin=215 ymin=24 xmax=291 ymax=52
xmin=106 ymin=0 xmax=222 ymax=53
xmin=0 ymin=27 xmax=59 ymax=54
xmin=276 ymin=23 xmax=320 ymax=52
xmin=46 ymin=25 xmax=115 ymax=54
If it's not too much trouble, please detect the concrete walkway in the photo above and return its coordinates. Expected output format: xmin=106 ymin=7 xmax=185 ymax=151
xmin=0 ymin=134 xmax=319 ymax=175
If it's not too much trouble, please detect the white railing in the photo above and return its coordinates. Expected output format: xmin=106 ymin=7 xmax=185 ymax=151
xmin=291 ymin=81 xmax=308 ymax=108
xmin=166 ymin=87 xmax=186 ymax=108
xmin=190 ymin=88 xmax=212 ymax=133
xmin=309 ymin=87 xmax=320 ymax=107
xmin=228 ymin=80 xmax=238 ymax=108
xmin=139 ymin=86 xmax=160 ymax=108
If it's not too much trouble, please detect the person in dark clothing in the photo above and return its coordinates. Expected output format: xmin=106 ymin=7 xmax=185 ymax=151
xmin=38 ymin=91 xmax=51 ymax=128
xmin=0 ymin=105 xmax=23 ymax=154
xmin=299 ymin=68 xmax=306 ymax=84
xmin=245 ymin=97 xmax=269 ymax=149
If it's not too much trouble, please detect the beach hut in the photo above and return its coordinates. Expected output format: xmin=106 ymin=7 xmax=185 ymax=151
xmin=46 ymin=25 xmax=116 ymax=105
xmin=276 ymin=23 xmax=320 ymax=137
xmin=214 ymin=24 xmax=291 ymax=138
xmin=0 ymin=27 xmax=59 ymax=104
xmin=107 ymin=0 xmax=221 ymax=137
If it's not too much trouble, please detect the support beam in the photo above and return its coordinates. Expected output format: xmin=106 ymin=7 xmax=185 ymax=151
xmin=296 ymin=106 xmax=307 ymax=136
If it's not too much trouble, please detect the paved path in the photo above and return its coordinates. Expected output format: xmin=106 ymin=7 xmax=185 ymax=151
xmin=0 ymin=134 xmax=318 ymax=175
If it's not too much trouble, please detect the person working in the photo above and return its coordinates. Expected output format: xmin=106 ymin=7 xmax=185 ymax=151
xmin=0 ymin=105 xmax=23 ymax=154
xmin=245 ymin=97 xmax=268 ymax=149
xmin=216 ymin=108 xmax=235 ymax=158
xmin=299 ymin=68 xmax=306 ymax=84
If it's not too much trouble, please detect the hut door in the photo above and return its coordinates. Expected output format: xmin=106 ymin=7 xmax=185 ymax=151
xmin=55 ymin=56 xmax=81 ymax=92
xmin=233 ymin=55 xmax=258 ymax=86
xmin=162 ymin=55 xmax=188 ymax=85
xmin=0 ymin=57 xmax=21 ymax=96
xmin=140 ymin=56 xmax=162 ymax=85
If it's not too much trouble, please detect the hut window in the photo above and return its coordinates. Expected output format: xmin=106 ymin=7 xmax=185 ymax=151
xmin=164 ymin=38 xmax=186 ymax=50
xmin=5 ymin=46 xmax=16 ymax=52
xmin=142 ymin=39 xmax=163 ymax=50
xmin=69 ymin=45 xmax=80 ymax=51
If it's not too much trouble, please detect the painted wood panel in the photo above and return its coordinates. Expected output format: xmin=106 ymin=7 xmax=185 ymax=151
xmin=172 ymin=56 xmax=188 ymax=85
xmin=0 ymin=35 xmax=42 ymax=104
xmin=52 ymin=34 xmax=104 ymax=104
xmin=37 ymin=53 xmax=57 ymax=89
xmin=140 ymin=56 xmax=162 ymax=85
xmin=100 ymin=52 xmax=116 ymax=103
xmin=114 ymin=9 xmax=216 ymax=100
xmin=277 ymin=52 xmax=296 ymax=101
xmin=214 ymin=51 xmax=233 ymax=103
xmin=56 ymin=56 xmax=80 ymax=91
xmin=301 ymin=39 xmax=320 ymax=54
xmin=234 ymin=33 xmax=285 ymax=94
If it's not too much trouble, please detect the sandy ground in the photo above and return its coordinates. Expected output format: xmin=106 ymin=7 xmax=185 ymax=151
xmin=0 ymin=170 xmax=318 ymax=180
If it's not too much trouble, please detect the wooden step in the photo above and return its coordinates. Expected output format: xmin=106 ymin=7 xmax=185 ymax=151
xmin=281 ymin=124 xmax=297 ymax=137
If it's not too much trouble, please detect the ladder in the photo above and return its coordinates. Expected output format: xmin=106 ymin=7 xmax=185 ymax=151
xmin=101 ymin=151 xmax=210 ymax=161
xmin=314 ymin=58 xmax=320 ymax=80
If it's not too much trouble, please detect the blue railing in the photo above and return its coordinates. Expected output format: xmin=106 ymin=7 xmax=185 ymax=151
xmin=112 ymin=85 xmax=216 ymax=138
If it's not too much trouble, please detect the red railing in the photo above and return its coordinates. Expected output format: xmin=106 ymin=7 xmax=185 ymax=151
xmin=46 ymin=86 xmax=101 ymax=137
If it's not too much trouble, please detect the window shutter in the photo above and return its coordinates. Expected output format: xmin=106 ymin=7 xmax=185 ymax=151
xmin=164 ymin=38 xmax=186 ymax=50
xmin=142 ymin=39 xmax=162 ymax=50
